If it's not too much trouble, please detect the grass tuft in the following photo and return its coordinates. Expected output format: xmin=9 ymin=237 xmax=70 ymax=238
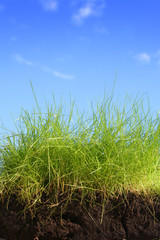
xmin=0 ymin=84 xmax=160 ymax=209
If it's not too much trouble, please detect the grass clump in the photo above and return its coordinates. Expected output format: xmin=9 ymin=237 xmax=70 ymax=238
xmin=0 ymin=84 xmax=160 ymax=208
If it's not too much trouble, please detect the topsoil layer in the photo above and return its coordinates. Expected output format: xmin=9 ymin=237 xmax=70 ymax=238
xmin=0 ymin=191 xmax=160 ymax=240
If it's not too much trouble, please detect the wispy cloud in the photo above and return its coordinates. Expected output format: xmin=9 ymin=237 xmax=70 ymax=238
xmin=73 ymin=5 xmax=94 ymax=24
xmin=72 ymin=0 xmax=105 ymax=24
xmin=13 ymin=53 xmax=74 ymax=80
xmin=54 ymin=71 xmax=74 ymax=80
xmin=135 ymin=53 xmax=151 ymax=64
xmin=40 ymin=0 xmax=58 ymax=11
xmin=14 ymin=54 xmax=35 ymax=66
xmin=42 ymin=66 xmax=74 ymax=80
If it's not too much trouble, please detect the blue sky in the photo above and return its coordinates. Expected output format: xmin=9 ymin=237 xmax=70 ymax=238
xmin=0 ymin=0 xmax=160 ymax=137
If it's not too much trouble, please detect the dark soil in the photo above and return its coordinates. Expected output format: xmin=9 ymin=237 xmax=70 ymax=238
xmin=0 ymin=191 xmax=160 ymax=240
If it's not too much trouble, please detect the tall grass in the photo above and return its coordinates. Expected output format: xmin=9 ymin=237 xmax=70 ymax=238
xmin=0 ymin=85 xmax=160 ymax=208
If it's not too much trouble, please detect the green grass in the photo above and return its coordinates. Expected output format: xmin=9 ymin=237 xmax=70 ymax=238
xmin=0 ymin=83 xmax=160 ymax=209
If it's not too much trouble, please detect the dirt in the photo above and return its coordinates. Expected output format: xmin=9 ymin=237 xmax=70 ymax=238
xmin=0 ymin=191 xmax=160 ymax=240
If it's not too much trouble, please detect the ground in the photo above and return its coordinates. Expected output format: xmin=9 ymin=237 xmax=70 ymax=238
xmin=0 ymin=191 xmax=160 ymax=240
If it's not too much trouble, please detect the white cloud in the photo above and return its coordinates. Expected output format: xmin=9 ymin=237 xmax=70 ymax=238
xmin=54 ymin=71 xmax=74 ymax=79
xmin=72 ymin=0 xmax=105 ymax=24
xmin=135 ymin=53 xmax=151 ymax=63
xmin=42 ymin=66 xmax=74 ymax=80
xmin=14 ymin=54 xmax=35 ymax=66
xmin=41 ymin=0 xmax=58 ymax=11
